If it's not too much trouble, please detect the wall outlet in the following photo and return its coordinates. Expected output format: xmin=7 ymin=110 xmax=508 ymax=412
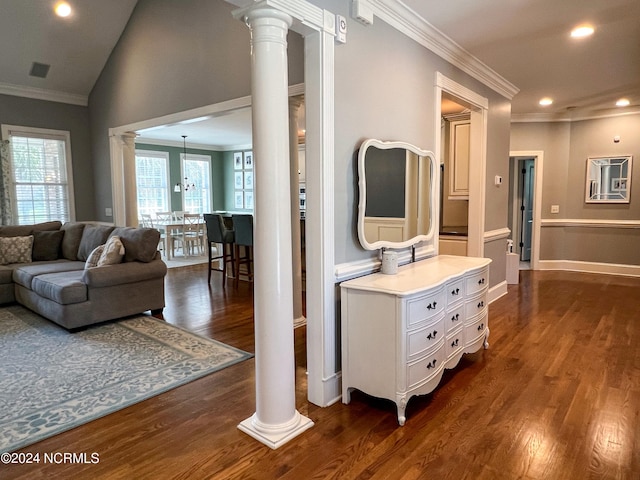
xmin=550 ymin=205 xmax=559 ymax=214
xmin=105 ymin=207 xmax=113 ymax=217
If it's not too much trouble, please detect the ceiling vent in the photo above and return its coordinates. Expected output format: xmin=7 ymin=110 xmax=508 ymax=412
xmin=29 ymin=62 xmax=50 ymax=79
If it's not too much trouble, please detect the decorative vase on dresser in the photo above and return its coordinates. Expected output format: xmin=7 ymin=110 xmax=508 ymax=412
xmin=340 ymin=254 xmax=491 ymax=425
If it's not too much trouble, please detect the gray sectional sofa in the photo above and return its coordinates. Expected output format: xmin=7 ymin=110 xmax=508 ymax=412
xmin=0 ymin=221 xmax=167 ymax=330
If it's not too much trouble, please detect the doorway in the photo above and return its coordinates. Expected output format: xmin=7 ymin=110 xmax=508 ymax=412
xmin=435 ymin=73 xmax=488 ymax=258
xmin=516 ymin=158 xmax=534 ymax=264
xmin=509 ymin=151 xmax=543 ymax=270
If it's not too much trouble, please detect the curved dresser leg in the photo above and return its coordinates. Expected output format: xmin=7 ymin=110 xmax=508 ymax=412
xmin=483 ymin=327 xmax=490 ymax=349
xmin=397 ymin=397 xmax=407 ymax=426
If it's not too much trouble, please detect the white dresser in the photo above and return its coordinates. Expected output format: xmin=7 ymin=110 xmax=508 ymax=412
xmin=340 ymin=254 xmax=491 ymax=425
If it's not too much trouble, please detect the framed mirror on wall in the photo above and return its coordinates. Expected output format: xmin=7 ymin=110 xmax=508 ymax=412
xmin=585 ymin=155 xmax=632 ymax=203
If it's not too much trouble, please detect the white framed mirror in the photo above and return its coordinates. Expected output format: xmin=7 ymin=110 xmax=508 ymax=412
xmin=357 ymin=139 xmax=437 ymax=251
xmin=585 ymin=155 xmax=632 ymax=203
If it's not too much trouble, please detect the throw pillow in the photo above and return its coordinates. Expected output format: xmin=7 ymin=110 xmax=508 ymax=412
xmin=32 ymin=230 xmax=65 ymax=261
xmin=85 ymin=244 xmax=105 ymax=269
xmin=61 ymin=222 xmax=86 ymax=260
xmin=84 ymin=236 xmax=125 ymax=269
xmin=97 ymin=235 xmax=125 ymax=266
xmin=77 ymin=224 xmax=115 ymax=261
xmin=0 ymin=235 xmax=34 ymax=265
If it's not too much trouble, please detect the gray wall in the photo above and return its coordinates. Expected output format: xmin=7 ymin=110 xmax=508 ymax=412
xmin=511 ymin=113 xmax=640 ymax=265
xmin=0 ymin=94 xmax=95 ymax=220
xmin=88 ymin=0 xmax=304 ymax=222
xmin=327 ymin=0 xmax=513 ymax=281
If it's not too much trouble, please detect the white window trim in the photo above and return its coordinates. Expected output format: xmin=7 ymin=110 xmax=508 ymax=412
xmin=135 ymin=149 xmax=171 ymax=214
xmin=1 ymin=124 xmax=76 ymax=223
xmin=180 ymin=152 xmax=212 ymax=212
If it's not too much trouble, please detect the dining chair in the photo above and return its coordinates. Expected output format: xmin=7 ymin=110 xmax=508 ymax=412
xmin=172 ymin=213 xmax=202 ymax=257
xmin=204 ymin=213 xmax=235 ymax=286
xmin=231 ymin=214 xmax=254 ymax=288
xmin=155 ymin=211 xmax=174 ymax=257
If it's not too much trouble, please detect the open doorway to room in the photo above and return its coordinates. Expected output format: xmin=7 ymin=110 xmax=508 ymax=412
xmin=509 ymin=151 xmax=543 ymax=270
xmin=435 ymin=73 xmax=489 ymax=258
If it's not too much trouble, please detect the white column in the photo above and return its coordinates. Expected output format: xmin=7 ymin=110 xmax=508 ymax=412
xmin=237 ymin=6 xmax=313 ymax=449
xmin=110 ymin=132 xmax=138 ymax=227
xmin=289 ymin=96 xmax=305 ymax=326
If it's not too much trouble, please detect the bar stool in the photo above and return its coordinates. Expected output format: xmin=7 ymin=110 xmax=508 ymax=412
xmin=231 ymin=214 xmax=254 ymax=289
xmin=204 ymin=214 xmax=235 ymax=286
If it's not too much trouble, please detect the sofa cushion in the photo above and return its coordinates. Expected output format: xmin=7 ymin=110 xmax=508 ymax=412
xmin=0 ymin=266 xmax=14 ymax=285
xmin=0 ymin=225 xmax=33 ymax=237
xmin=31 ymin=270 xmax=87 ymax=305
xmin=12 ymin=261 xmax=86 ymax=289
xmin=110 ymin=227 xmax=159 ymax=263
xmin=32 ymin=230 xmax=65 ymax=261
xmin=77 ymin=224 xmax=115 ymax=261
xmin=0 ymin=221 xmax=62 ymax=237
xmin=61 ymin=222 xmax=86 ymax=260
xmin=0 ymin=236 xmax=34 ymax=265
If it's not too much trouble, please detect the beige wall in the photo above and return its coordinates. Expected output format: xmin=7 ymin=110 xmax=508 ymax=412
xmin=511 ymin=113 xmax=640 ymax=266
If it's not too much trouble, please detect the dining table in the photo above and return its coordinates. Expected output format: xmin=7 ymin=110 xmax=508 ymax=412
xmin=154 ymin=216 xmax=205 ymax=260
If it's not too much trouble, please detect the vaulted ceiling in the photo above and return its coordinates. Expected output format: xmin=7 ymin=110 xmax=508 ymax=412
xmin=1 ymin=0 xmax=638 ymax=144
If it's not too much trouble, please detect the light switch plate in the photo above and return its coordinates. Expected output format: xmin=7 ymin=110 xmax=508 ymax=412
xmin=551 ymin=205 xmax=559 ymax=214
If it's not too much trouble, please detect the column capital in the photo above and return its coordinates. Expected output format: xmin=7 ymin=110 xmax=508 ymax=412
xmin=234 ymin=3 xmax=293 ymax=29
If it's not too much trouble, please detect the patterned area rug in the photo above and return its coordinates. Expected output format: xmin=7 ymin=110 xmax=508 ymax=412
xmin=0 ymin=306 xmax=252 ymax=453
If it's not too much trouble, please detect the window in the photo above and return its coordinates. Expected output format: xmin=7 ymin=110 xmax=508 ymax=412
xmin=1 ymin=125 xmax=75 ymax=225
xmin=181 ymin=153 xmax=211 ymax=214
xmin=135 ymin=150 xmax=170 ymax=216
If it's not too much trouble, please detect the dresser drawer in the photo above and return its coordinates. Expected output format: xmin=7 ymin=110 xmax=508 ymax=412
xmin=445 ymin=303 xmax=465 ymax=333
xmin=465 ymin=311 xmax=488 ymax=343
xmin=465 ymin=291 xmax=487 ymax=319
xmin=446 ymin=278 xmax=465 ymax=306
xmin=445 ymin=331 xmax=464 ymax=359
xmin=407 ymin=318 xmax=443 ymax=359
xmin=465 ymin=268 xmax=489 ymax=296
xmin=406 ymin=288 xmax=445 ymax=328
xmin=407 ymin=346 xmax=445 ymax=388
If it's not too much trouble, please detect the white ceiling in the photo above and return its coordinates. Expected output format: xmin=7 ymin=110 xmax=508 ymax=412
xmin=1 ymin=0 xmax=639 ymax=146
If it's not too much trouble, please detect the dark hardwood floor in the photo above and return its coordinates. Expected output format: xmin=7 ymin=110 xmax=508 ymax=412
xmin=5 ymin=266 xmax=640 ymax=479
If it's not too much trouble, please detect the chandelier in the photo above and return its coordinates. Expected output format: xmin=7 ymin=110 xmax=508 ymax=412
xmin=174 ymin=135 xmax=196 ymax=192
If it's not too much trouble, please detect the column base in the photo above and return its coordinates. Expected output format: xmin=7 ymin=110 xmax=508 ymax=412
xmin=238 ymin=411 xmax=314 ymax=449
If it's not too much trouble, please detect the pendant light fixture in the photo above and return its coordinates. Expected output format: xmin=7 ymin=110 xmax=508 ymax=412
xmin=174 ymin=135 xmax=196 ymax=192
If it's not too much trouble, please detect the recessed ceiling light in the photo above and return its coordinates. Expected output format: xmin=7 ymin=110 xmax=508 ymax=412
xmin=54 ymin=2 xmax=72 ymax=18
xmin=539 ymin=98 xmax=553 ymax=106
xmin=571 ymin=25 xmax=594 ymax=38
xmin=616 ymin=98 xmax=630 ymax=107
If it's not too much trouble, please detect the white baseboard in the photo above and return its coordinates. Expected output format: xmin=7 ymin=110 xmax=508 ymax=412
xmin=538 ymin=260 xmax=640 ymax=277
xmin=488 ymin=280 xmax=508 ymax=304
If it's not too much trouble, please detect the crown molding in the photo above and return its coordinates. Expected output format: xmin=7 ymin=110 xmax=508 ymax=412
xmin=351 ymin=0 xmax=519 ymax=100
xmin=512 ymin=107 xmax=640 ymax=123
xmin=0 ymin=82 xmax=88 ymax=106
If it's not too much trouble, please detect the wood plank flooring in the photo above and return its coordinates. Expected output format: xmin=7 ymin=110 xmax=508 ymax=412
xmin=4 ymin=267 xmax=640 ymax=479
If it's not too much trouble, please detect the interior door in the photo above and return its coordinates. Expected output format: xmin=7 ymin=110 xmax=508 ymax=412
xmin=520 ymin=159 xmax=534 ymax=261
